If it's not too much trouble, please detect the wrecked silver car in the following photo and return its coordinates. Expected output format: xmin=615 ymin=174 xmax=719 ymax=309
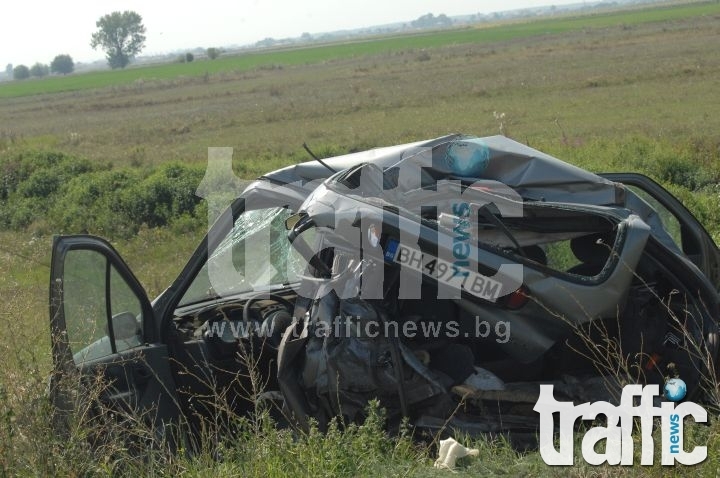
xmin=49 ymin=134 xmax=720 ymax=443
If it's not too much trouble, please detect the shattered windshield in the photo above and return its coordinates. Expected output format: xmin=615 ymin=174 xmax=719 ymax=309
xmin=178 ymin=207 xmax=311 ymax=306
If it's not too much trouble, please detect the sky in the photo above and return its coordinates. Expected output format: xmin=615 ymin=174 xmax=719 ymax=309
xmin=2 ymin=0 xmax=583 ymax=67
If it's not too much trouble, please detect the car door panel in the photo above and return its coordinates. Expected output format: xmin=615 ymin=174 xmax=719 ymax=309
xmin=602 ymin=172 xmax=720 ymax=288
xmin=50 ymin=235 xmax=180 ymax=431
xmin=77 ymin=344 xmax=178 ymax=422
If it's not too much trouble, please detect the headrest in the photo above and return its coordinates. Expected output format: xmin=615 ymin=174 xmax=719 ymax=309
xmin=570 ymin=232 xmax=614 ymax=265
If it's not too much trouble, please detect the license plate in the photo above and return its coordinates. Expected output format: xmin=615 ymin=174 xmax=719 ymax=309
xmin=384 ymin=239 xmax=502 ymax=301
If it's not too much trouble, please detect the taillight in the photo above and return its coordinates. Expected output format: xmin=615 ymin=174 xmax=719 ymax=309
xmin=644 ymin=352 xmax=662 ymax=372
xmin=502 ymin=286 xmax=529 ymax=310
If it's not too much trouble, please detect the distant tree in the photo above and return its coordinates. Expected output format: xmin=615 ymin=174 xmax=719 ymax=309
xmin=256 ymin=37 xmax=277 ymax=48
xmin=5 ymin=64 xmax=12 ymax=77
xmin=90 ymin=11 xmax=146 ymax=69
xmin=411 ymin=13 xmax=435 ymax=28
xmin=437 ymin=14 xmax=452 ymax=26
xmin=411 ymin=13 xmax=452 ymax=28
xmin=13 ymin=65 xmax=30 ymax=80
xmin=30 ymin=63 xmax=49 ymax=77
xmin=185 ymin=52 xmax=194 ymax=63
xmin=51 ymin=54 xmax=75 ymax=74
xmin=206 ymin=47 xmax=220 ymax=60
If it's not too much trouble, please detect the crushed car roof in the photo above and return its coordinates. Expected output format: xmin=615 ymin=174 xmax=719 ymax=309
xmin=262 ymin=134 xmax=624 ymax=206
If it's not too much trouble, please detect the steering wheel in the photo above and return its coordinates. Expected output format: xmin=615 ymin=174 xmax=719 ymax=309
xmin=242 ymin=292 xmax=296 ymax=322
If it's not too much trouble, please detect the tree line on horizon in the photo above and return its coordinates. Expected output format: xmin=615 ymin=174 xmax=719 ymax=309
xmin=6 ymin=55 xmax=75 ymax=80
xmin=7 ymin=10 xmax=224 ymax=81
xmin=6 ymin=9 xmax=457 ymax=82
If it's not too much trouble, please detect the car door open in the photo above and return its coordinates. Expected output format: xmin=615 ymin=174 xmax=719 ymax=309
xmin=49 ymin=235 xmax=180 ymax=435
xmin=602 ymin=172 xmax=720 ymax=289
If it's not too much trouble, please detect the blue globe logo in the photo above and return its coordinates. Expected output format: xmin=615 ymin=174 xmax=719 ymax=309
xmin=445 ymin=138 xmax=490 ymax=177
xmin=664 ymin=378 xmax=687 ymax=402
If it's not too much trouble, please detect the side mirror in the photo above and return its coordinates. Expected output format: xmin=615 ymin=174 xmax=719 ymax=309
xmin=110 ymin=311 xmax=141 ymax=341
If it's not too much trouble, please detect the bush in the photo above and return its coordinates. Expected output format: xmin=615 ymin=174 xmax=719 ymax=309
xmin=116 ymin=163 xmax=204 ymax=230
xmin=0 ymin=150 xmax=206 ymax=238
xmin=50 ymin=169 xmax=138 ymax=235
xmin=0 ymin=151 xmax=97 ymax=229
xmin=0 ymin=151 xmax=94 ymax=199
xmin=185 ymin=52 xmax=194 ymax=63
xmin=47 ymin=163 xmax=205 ymax=237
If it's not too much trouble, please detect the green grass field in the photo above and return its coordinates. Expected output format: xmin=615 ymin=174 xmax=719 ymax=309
xmin=1 ymin=1 xmax=718 ymax=98
xmin=2 ymin=1 xmax=720 ymax=476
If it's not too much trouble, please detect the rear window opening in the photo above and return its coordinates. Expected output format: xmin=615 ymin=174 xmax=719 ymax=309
xmin=433 ymin=203 xmax=619 ymax=278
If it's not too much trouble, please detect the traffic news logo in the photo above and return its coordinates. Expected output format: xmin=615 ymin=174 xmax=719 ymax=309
xmin=533 ymin=381 xmax=708 ymax=466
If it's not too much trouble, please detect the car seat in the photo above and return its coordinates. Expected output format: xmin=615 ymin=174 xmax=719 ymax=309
xmin=567 ymin=232 xmax=614 ymax=276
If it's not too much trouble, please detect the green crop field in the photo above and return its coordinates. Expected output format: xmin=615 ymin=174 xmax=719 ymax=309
xmin=1 ymin=1 xmax=720 ymax=476
xmin=1 ymin=1 xmax=719 ymax=98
